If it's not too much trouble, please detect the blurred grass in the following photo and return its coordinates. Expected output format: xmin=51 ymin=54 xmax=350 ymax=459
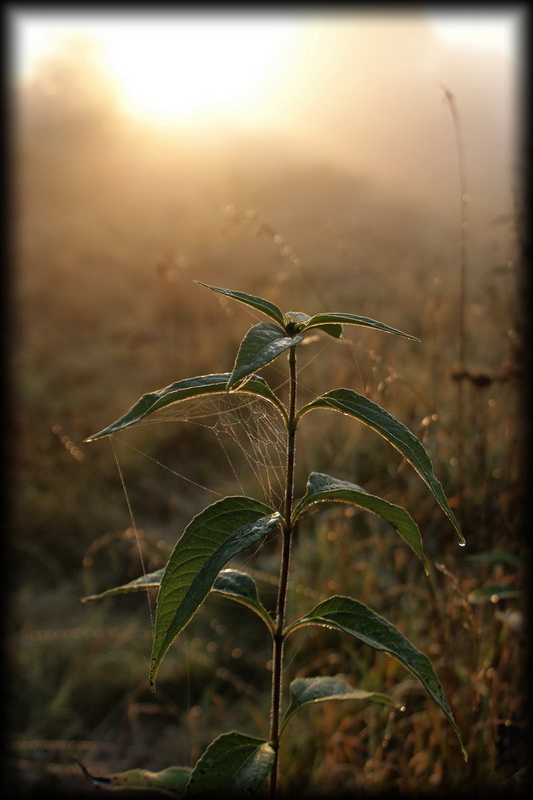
xmin=7 ymin=48 xmax=526 ymax=798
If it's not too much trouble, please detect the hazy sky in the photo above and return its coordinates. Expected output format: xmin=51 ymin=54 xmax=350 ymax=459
xmin=9 ymin=7 xmax=525 ymax=226
xmin=10 ymin=8 xmax=522 ymax=83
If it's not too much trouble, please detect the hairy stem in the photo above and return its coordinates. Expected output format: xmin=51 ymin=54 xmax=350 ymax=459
xmin=269 ymin=344 xmax=297 ymax=799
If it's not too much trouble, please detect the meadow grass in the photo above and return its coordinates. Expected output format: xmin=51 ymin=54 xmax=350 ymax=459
xmin=9 ymin=83 xmax=525 ymax=796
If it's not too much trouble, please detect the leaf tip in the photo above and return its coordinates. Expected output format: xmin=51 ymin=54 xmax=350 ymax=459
xmin=84 ymin=430 xmax=108 ymax=442
xmin=76 ymin=760 xmax=111 ymax=787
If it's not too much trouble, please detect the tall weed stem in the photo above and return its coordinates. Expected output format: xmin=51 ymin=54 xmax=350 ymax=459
xmin=269 ymin=344 xmax=298 ymax=799
xmin=442 ymin=85 xmax=469 ymax=527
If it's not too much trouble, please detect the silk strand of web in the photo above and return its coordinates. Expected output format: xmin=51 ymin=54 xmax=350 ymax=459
xmin=110 ymin=437 xmax=154 ymax=632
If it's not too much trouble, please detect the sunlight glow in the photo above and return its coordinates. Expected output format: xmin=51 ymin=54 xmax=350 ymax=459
xmin=11 ymin=13 xmax=300 ymax=125
xmin=101 ymin=17 xmax=299 ymax=123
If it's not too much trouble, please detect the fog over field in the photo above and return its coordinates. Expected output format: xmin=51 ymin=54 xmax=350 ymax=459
xmin=13 ymin=10 xmax=522 ymax=234
xmin=261 ymin=13 xmax=521 ymax=228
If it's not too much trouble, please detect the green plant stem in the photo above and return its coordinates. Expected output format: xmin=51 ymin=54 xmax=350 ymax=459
xmin=269 ymin=344 xmax=298 ymax=800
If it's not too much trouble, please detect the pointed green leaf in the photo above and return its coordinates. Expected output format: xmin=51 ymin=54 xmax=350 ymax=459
xmin=297 ymin=389 xmax=464 ymax=544
xmin=227 ymin=322 xmax=302 ymax=391
xmin=304 ymin=312 xmax=419 ymax=341
xmin=150 ymin=497 xmax=281 ymax=687
xmin=211 ymin=569 xmax=274 ymax=633
xmin=285 ymin=595 xmax=466 ymax=759
xmin=85 ymin=372 xmax=287 ymax=440
xmin=82 ymin=568 xmax=274 ymax=632
xmin=292 ymin=472 xmax=429 ymax=572
xmin=280 ymin=675 xmax=395 ymax=732
xmin=77 ymin=761 xmax=192 ymax=794
xmin=81 ymin=568 xmax=165 ymax=601
xmin=183 ymin=732 xmax=274 ymax=798
xmin=195 ymin=281 xmax=285 ymax=327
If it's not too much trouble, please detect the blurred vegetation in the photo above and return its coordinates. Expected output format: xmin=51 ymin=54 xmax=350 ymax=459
xmin=7 ymin=37 xmax=527 ymax=798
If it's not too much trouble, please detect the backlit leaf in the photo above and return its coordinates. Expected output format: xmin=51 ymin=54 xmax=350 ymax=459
xmin=82 ymin=568 xmax=274 ymax=632
xmin=81 ymin=569 xmax=165 ymax=601
xmin=85 ymin=373 xmax=287 ymax=441
xmin=77 ymin=761 xmax=192 ymax=794
xmin=303 ymin=312 xmax=419 ymax=341
xmin=211 ymin=569 xmax=274 ymax=632
xmin=183 ymin=732 xmax=274 ymax=798
xmin=280 ymin=675 xmax=395 ymax=731
xmin=150 ymin=497 xmax=281 ymax=687
xmin=292 ymin=472 xmax=429 ymax=571
xmin=285 ymin=595 xmax=466 ymax=760
xmin=195 ymin=281 xmax=285 ymax=327
xmin=296 ymin=389 xmax=464 ymax=544
xmin=227 ymin=322 xmax=302 ymax=391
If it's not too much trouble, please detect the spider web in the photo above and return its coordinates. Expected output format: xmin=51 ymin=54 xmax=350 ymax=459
xmin=118 ymin=388 xmax=289 ymax=511
xmin=103 ymin=387 xmax=289 ymax=653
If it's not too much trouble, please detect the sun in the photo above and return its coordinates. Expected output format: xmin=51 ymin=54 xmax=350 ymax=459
xmin=11 ymin=12 xmax=300 ymax=126
xmin=107 ymin=17 xmax=298 ymax=124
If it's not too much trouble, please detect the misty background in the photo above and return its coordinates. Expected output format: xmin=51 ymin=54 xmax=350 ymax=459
xmin=7 ymin=9 xmax=527 ymax=797
xmin=11 ymin=6 xmax=524 ymax=545
xmin=13 ymin=10 xmax=522 ymax=227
